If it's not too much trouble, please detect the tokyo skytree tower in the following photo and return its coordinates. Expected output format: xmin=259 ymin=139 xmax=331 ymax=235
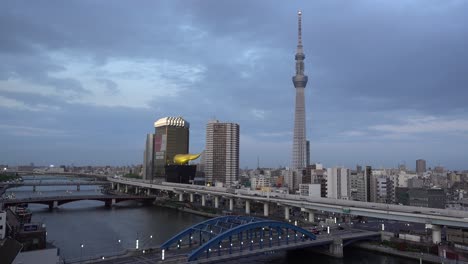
xmin=291 ymin=10 xmax=308 ymax=170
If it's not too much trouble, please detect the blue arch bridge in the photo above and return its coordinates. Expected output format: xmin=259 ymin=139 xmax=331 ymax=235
xmin=159 ymin=215 xmax=379 ymax=263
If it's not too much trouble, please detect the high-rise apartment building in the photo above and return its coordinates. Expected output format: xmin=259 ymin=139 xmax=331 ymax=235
xmin=153 ymin=117 xmax=190 ymax=182
xmin=350 ymin=169 xmax=367 ymax=202
xmin=205 ymin=120 xmax=239 ymax=188
xmin=416 ymin=159 xmax=426 ymax=175
xmin=291 ymin=10 xmax=308 ymax=170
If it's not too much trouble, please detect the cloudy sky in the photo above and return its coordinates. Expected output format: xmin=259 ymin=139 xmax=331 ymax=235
xmin=1 ymin=1 xmax=467 ymax=170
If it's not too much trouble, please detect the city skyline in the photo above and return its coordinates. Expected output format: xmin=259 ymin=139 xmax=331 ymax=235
xmin=1 ymin=1 xmax=468 ymax=169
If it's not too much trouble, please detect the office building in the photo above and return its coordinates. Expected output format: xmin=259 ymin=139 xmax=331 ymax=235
xmin=205 ymin=120 xmax=239 ymax=188
xmin=408 ymin=188 xmax=446 ymax=209
xmin=142 ymin=133 xmax=154 ymax=180
xmin=416 ymin=159 xmax=426 ymax=175
xmin=291 ymin=10 xmax=309 ymax=170
xmin=153 ymin=117 xmax=190 ymax=182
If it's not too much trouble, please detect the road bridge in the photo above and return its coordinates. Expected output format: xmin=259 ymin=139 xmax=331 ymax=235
xmin=158 ymin=215 xmax=378 ymax=263
xmin=1 ymin=194 xmax=156 ymax=209
xmin=1 ymin=181 xmax=109 ymax=191
xmin=108 ymin=177 xmax=468 ymax=244
xmin=6 ymin=170 xmax=107 ymax=179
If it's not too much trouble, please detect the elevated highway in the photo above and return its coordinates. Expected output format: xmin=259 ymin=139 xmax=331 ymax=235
xmin=108 ymin=177 xmax=468 ymax=244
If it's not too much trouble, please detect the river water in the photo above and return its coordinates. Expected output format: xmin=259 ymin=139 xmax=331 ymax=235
xmin=4 ymin=175 xmax=417 ymax=263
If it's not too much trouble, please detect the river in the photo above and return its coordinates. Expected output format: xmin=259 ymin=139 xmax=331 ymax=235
xmin=3 ymin=175 xmax=418 ymax=263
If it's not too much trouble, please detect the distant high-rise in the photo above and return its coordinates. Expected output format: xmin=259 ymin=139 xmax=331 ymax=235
xmin=416 ymin=159 xmax=426 ymax=174
xmin=142 ymin=133 xmax=154 ymax=180
xmin=153 ymin=117 xmax=190 ymax=182
xmin=205 ymin=120 xmax=239 ymax=188
xmin=291 ymin=10 xmax=308 ymax=170
xmin=365 ymin=166 xmax=372 ymax=202
xmin=306 ymin=140 xmax=310 ymax=167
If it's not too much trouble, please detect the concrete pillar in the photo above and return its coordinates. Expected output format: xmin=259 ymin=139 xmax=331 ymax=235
xmin=245 ymin=200 xmax=251 ymax=214
xmin=214 ymin=196 xmax=219 ymax=209
xmin=229 ymin=198 xmax=234 ymax=211
xmin=53 ymin=201 xmax=58 ymax=208
xmin=308 ymin=210 xmax=314 ymax=223
xmin=179 ymin=193 xmax=184 ymax=202
xmin=432 ymin=225 xmax=442 ymax=244
xmin=284 ymin=207 xmax=290 ymax=220
xmin=263 ymin=203 xmax=269 ymax=217
xmin=201 ymin=195 xmax=206 ymax=206
xmin=111 ymin=182 xmax=114 ymax=189
xmin=117 ymin=183 xmax=120 ymax=192
xmin=147 ymin=189 xmax=150 ymax=196
xmin=112 ymin=198 xmax=116 ymax=205
xmin=190 ymin=193 xmax=194 ymax=203
xmin=135 ymin=187 xmax=138 ymax=194
xmin=125 ymin=185 xmax=128 ymax=193
xmin=329 ymin=238 xmax=343 ymax=258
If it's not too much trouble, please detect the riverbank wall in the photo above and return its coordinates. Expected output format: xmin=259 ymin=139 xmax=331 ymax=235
xmin=353 ymin=242 xmax=466 ymax=264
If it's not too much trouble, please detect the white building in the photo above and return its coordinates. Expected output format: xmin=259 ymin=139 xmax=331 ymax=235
xmin=327 ymin=167 xmax=350 ymax=200
xmin=299 ymin=184 xmax=321 ymax=197
xmin=251 ymin=175 xmax=271 ymax=190
xmin=397 ymin=171 xmax=418 ymax=187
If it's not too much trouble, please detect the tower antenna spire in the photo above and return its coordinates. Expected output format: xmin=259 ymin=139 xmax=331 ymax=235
xmin=297 ymin=10 xmax=302 ymax=47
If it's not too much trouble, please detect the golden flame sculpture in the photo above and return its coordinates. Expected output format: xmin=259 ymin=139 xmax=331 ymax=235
xmin=173 ymin=153 xmax=201 ymax=165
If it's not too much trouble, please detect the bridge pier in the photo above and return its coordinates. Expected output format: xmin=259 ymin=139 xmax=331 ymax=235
xmin=201 ymin=195 xmax=206 ymax=206
xmin=135 ymin=187 xmax=139 ymax=194
xmin=229 ymin=198 xmax=234 ymax=211
xmin=284 ymin=206 xmax=290 ymax=220
xmin=245 ymin=200 xmax=250 ymax=214
xmin=432 ymin=225 xmax=441 ymax=244
xmin=190 ymin=193 xmax=194 ymax=203
xmin=328 ymin=238 xmax=343 ymax=258
xmin=125 ymin=185 xmax=128 ymax=193
xmin=214 ymin=196 xmax=219 ymax=209
xmin=307 ymin=210 xmax=314 ymax=223
xmin=105 ymin=199 xmax=116 ymax=207
xmin=263 ymin=203 xmax=269 ymax=217
xmin=117 ymin=183 xmax=120 ymax=192
xmin=147 ymin=189 xmax=150 ymax=196
xmin=111 ymin=182 xmax=114 ymax=190
xmin=49 ymin=201 xmax=58 ymax=209
xmin=179 ymin=193 xmax=184 ymax=202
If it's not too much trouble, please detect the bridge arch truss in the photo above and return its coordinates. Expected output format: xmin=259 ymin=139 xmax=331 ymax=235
xmin=160 ymin=215 xmax=316 ymax=262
